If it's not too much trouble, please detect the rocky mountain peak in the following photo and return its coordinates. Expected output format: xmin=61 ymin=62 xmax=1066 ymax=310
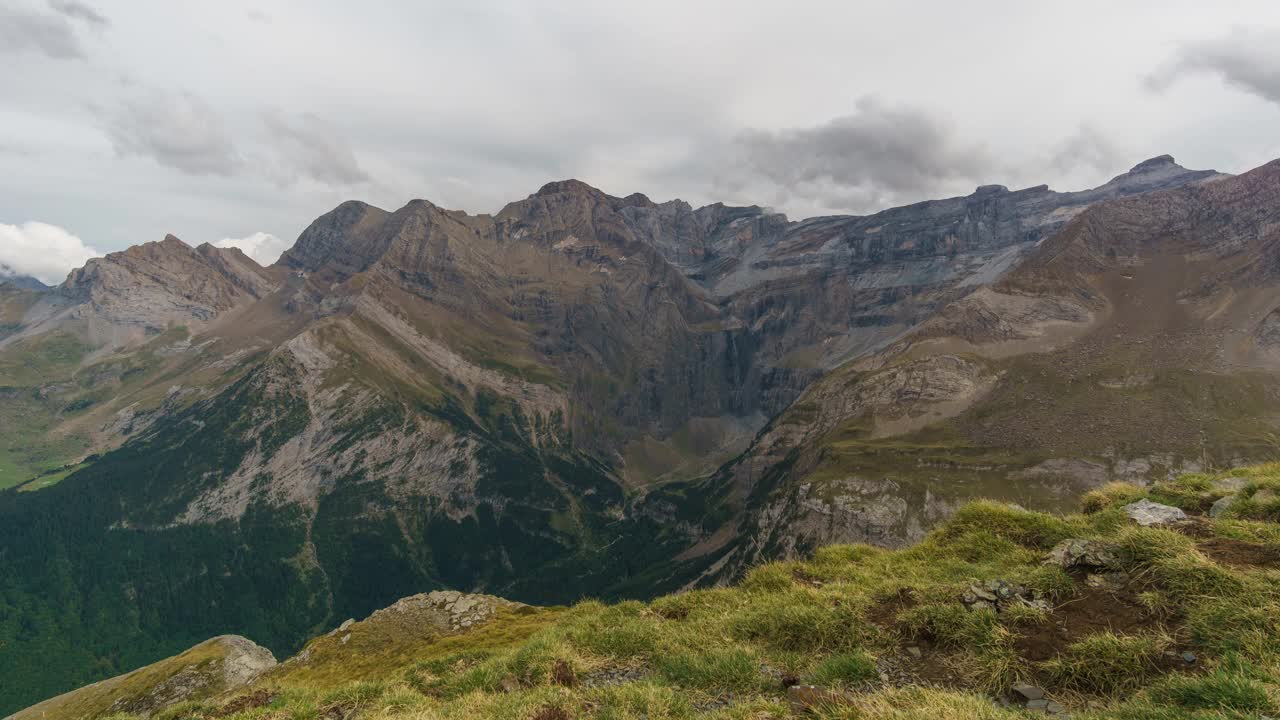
xmin=974 ymin=184 xmax=1010 ymax=196
xmin=1128 ymin=154 xmax=1178 ymax=173
xmin=276 ymin=200 xmax=390 ymax=277
xmin=57 ymin=233 xmax=280 ymax=345
xmin=534 ymin=178 xmax=606 ymax=198
xmin=0 ymin=264 xmax=48 ymax=290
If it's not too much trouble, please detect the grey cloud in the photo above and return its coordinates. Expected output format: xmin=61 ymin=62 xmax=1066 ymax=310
xmin=0 ymin=3 xmax=84 ymax=59
xmin=1147 ymin=28 xmax=1280 ymax=105
xmin=1049 ymin=125 xmax=1123 ymax=176
xmin=719 ymin=98 xmax=993 ymax=214
xmin=262 ymin=112 xmax=369 ymax=186
xmin=48 ymin=0 xmax=107 ymax=29
xmin=97 ymin=90 xmax=243 ymax=175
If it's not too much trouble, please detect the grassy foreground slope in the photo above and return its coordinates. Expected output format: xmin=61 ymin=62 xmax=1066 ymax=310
xmin=34 ymin=464 xmax=1280 ymax=720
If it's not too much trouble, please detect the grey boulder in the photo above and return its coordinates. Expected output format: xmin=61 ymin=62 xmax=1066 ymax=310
xmin=1123 ymin=499 xmax=1186 ymax=526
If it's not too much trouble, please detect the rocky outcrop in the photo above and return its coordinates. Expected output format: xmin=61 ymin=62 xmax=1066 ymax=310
xmin=1123 ymin=499 xmax=1187 ymax=527
xmin=5 ymin=636 xmax=275 ymax=720
xmin=366 ymin=590 xmax=523 ymax=632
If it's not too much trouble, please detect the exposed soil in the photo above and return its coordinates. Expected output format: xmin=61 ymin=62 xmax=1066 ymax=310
xmin=1014 ymin=585 xmax=1154 ymax=662
xmin=1172 ymin=517 xmax=1216 ymax=538
xmin=1172 ymin=519 xmax=1280 ymax=567
xmin=792 ymin=567 xmax=826 ymax=588
xmin=1196 ymin=537 xmax=1280 ymax=568
xmin=908 ymin=644 xmax=967 ymax=689
xmin=552 ymin=659 xmax=578 ymax=688
xmin=867 ymin=587 xmax=918 ymax=627
xmin=878 ymin=637 xmax=970 ymax=690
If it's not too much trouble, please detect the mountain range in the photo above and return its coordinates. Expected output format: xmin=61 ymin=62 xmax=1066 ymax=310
xmin=4 ymin=153 xmax=1280 ymax=714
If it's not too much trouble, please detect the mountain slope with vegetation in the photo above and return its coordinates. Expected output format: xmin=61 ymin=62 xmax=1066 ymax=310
xmin=12 ymin=463 xmax=1280 ymax=720
xmin=694 ymin=159 xmax=1280 ymax=580
xmin=0 ymin=156 xmax=1261 ymax=715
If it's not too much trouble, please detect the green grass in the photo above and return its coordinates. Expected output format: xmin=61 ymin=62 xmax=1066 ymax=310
xmin=24 ymin=464 xmax=1280 ymax=720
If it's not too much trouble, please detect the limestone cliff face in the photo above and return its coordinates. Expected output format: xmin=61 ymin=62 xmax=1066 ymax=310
xmin=701 ymin=160 xmax=1280 ymax=579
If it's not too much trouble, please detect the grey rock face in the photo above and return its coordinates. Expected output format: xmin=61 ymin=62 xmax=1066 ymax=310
xmin=1209 ymin=494 xmax=1236 ymax=518
xmin=1123 ymin=499 xmax=1187 ymax=526
xmin=366 ymin=590 xmax=522 ymax=632
xmin=1045 ymin=539 xmax=1119 ymax=570
xmin=57 ymin=235 xmax=279 ymax=347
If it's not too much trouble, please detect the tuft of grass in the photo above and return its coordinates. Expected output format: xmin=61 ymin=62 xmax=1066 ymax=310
xmin=938 ymin=501 xmax=1075 ymax=549
xmin=739 ymin=563 xmax=795 ymax=593
xmin=898 ymin=603 xmax=1003 ymax=651
xmin=1082 ymin=481 xmax=1145 ymax=513
xmin=807 ymin=650 xmax=879 ymax=689
xmin=321 ymin=680 xmax=386 ymax=706
xmin=653 ymin=647 xmax=762 ymax=692
xmin=727 ymin=592 xmax=867 ymax=652
xmin=565 ymin=604 xmax=660 ymax=660
xmin=1041 ymin=632 xmax=1171 ymax=695
xmin=1149 ymin=669 xmax=1277 ymax=714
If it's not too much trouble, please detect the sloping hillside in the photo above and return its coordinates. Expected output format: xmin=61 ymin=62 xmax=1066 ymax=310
xmin=13 ymin=463 xmax=1280 ymax=719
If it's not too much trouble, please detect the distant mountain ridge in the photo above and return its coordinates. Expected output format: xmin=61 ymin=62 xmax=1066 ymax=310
xmin=0 ymin=154 xmax=1265 ymax=715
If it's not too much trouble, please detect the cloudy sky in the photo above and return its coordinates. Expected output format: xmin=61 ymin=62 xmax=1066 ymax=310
xmin=2 ymin=0 xmax=1280 ymax=283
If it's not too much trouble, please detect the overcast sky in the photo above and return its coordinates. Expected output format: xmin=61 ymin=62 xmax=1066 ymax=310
xmin=2 ymin=0 xmax=1280 ymax=283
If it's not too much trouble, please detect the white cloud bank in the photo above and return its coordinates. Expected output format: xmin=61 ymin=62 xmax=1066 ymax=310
xmin=0 ymin=221 xmax=101 ymax=285
xmin=213 ymin=231 xmax=288 ymax=266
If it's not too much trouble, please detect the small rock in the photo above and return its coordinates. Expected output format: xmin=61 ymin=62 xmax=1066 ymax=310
xmin=967 ymin=585 xmax=999 ymax=603
xmin=787 ymin=685 xmax=850 ymax=713
xmin=1209 ymin=494 xmax=1235 ymax=518
xmin=1046 ymin=700 xmax=1066 ymax=714
xmin=1013 ymin=683 xmax=1045 ymax=701
xmin=1123 ymin=499 xmax=1187 ymax=526
xmin=906 ymin=646 xmax=922 ymax=660
xmin=1182 ymin=651 xmax=1197 ymax=665
xmin=339 ymin=633 xmax=350 ymax=645
xmin=337 ymin=618 xmax=354 ymax=632
xmin=1084 ymin=571 xmax=1130 ymax=590
xmin=1027 ymin=698 xmax=1049 ymax=710
xmin=1045 ymin=539 xmax=1119 ymax=569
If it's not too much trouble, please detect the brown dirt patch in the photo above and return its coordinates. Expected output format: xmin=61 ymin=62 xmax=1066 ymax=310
xmin=1196 ymin=537 xmax=1280 ymax=568
xmin=1172 ymin=517 xmax=1216 ymax=538
xmin=907 ymin=645 xmax=967 ymax=688
xmin=1015 ymin=585 xmax=1159 ymax=662
xmin=867 ymin=587 xmax=918 ymax=627
xmin=792 ymin=567 xmax=826 ymax=588
xmin=552 ymin=659 xmax=578 ymax=688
